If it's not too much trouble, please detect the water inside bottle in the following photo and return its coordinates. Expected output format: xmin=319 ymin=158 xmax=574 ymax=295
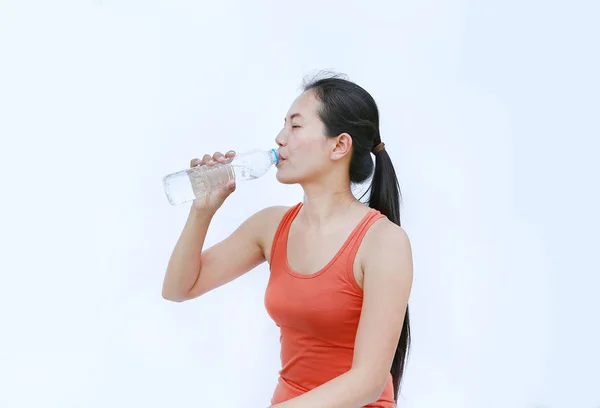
xmin=163 ymin=170 xmax=193 ymax=206
xmin=189 ymin=163 xmax=235 ymax=197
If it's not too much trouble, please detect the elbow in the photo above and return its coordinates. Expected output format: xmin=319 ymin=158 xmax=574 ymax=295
xmin=356 ymin=372 xmax=389 ymax=405
xmin=365 ymin=384 xmax=387 ymax=405
xmin=162 ymin=292 xmax=183 ymax=302
xmin=162 ymin=285 xmax=204 ymax=302
xmin=161 ymin=287 xmax=187 ymax=302
xmin=162 ymin=295 xmax=184 ymax=303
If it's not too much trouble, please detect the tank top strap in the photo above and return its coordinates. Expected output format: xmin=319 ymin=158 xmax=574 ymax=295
xmin=340 ymin=208 xmax=387 ymax=266
xmin=269 ymin=203 xmax=303 ymax=266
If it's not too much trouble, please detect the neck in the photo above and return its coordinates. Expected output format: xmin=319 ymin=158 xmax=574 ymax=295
xmin=300 ymin=182 xmax=361 ymax=228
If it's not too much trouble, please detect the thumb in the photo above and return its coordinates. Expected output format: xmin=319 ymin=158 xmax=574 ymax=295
xmin=216 ymin=179 xmax=236 ymax=201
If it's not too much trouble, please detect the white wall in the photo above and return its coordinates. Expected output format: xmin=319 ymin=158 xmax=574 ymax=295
xmin=1 ymin=0 xmax=598 ymax=407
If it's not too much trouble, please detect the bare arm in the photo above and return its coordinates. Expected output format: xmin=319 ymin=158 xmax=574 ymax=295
xmin=162 ymin=205 xmax=287 ymax=302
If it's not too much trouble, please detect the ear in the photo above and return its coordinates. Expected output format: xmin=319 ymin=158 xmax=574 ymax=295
xmin=330 ymin=133 xmax=353 ymax=161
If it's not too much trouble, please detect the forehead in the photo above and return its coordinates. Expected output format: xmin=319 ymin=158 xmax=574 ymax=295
xmin=286 ymin=90 xmax=320 ymax=119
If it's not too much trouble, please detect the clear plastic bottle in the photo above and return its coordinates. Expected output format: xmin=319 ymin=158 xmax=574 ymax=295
xmin=162 ymin=148 xmax=279 ymax=206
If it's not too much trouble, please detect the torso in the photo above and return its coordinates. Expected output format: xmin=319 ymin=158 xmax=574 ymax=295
xmin=262 ymin=202 xmax=396 ymax=407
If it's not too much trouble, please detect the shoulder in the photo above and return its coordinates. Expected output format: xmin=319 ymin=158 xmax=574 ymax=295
xmin=233 ymin=205 xmax=291 ymax=230
xmin=248 ymin=205 xmax=293 ymax=257
xmin=364 ymin=217 xmax=411 ymax=251
xmin=361 ymin=217 xmax=413 ymax=281
xmin=250 ymin=205 xmax=292 ymax=225
xmin=245 ymin=205 xmax=292 ymax=233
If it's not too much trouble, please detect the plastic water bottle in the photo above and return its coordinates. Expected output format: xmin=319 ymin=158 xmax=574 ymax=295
xmin=162 ymin=148 xmax=279 ymax=206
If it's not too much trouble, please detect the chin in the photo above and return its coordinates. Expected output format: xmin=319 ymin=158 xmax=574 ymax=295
xmin=275 ymin=168 xmax=299 ymax=184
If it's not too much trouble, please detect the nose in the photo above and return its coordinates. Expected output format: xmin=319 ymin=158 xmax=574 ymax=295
xmin=275 ymin=129 xmax=286 ymax=148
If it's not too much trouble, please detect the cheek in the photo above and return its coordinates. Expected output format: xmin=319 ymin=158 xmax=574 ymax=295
xmin=287 ymin=138 xmax=307 ymax=156
xmin=289 ymin=135 xmax=324 ymax=160
xmin=286 ymin=131 xmax=329 ymax=172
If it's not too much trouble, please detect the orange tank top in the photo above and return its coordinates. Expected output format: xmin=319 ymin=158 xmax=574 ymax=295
xmin=264 ymin=203 xmax=395 ymax=408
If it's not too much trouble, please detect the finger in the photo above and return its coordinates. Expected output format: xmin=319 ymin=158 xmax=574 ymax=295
xmin=213 ymin=151 xmax=225 ymax=163
xmin=224 ymin=150 xmax=236 ymax=158
xmin=202 ymin=154 xmax=213 ymax=166
xmin=190 ymin=158 xmax=201 ymax=167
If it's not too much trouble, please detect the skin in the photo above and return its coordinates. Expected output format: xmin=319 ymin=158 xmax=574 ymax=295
xmin=162 ymin=90 xmax=413 ymax=408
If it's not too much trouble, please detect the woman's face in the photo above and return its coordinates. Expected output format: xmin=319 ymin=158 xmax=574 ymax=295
xmin=275 ymin=91 xmax=333 ymax=185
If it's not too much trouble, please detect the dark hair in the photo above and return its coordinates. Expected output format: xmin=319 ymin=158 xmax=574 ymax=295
xmin=303 ymin=73 xmax=410 ymax=404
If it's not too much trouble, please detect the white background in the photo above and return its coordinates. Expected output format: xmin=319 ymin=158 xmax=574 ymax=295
xmin=1 ymin=0 xmax=599 ymax=407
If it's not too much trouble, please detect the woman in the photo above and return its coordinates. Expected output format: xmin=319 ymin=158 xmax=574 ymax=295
xmin=162 ymin=74 xmax=413 ymax=408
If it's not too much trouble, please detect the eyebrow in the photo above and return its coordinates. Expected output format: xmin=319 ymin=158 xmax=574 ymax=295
xmin=284 ymin=113 xmax=303 ymax=121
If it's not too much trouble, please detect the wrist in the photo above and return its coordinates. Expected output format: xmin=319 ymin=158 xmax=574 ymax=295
xmin=189 ymin=205 xmax=216 ymax=221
